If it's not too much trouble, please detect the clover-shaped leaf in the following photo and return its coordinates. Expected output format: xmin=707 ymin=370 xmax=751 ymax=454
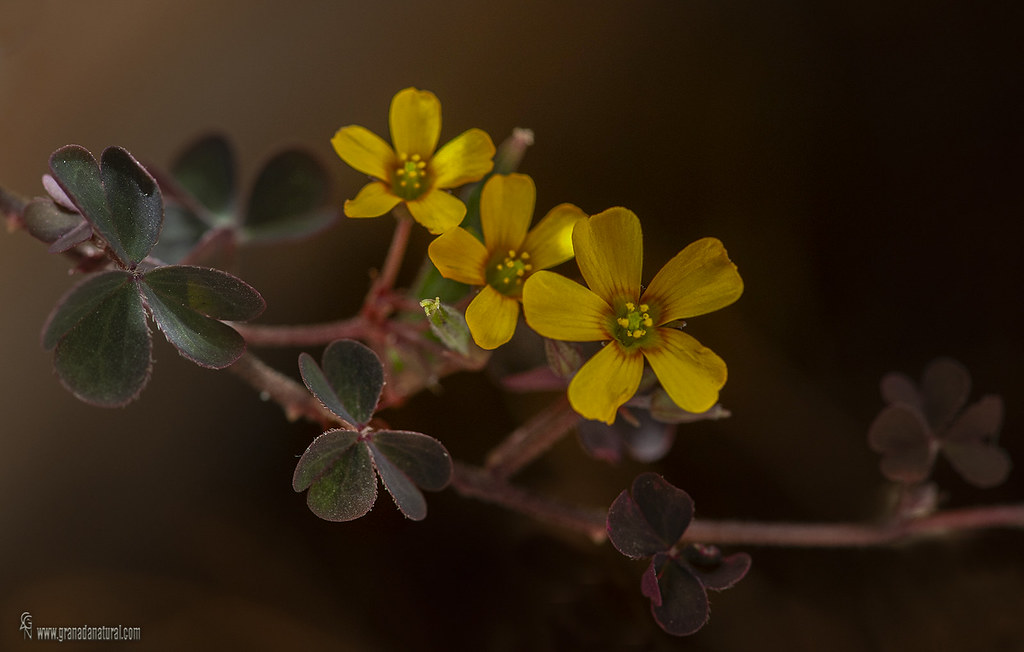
xmin=869 ymin=357 xmax=1011 ymax=488
xmin=299 ymin=339 xmax=384 ymax=427
xmin=607 ymin=473 xmax=693 ymax=559
xmin=153 ymin=135 xmax=337 ymax=263
xmin=608 ymin=473 xmax=750 ymax=637
xmin=49 ymin=145 xmax=162 ymax=268
xmin=293 ymin=342 xmax=452 ymax=522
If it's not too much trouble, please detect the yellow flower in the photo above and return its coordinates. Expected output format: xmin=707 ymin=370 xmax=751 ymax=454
xmin=428 ymin=173 xmax=586 ymax=349
xmin=522 ymin=208 xmax=743 ymax=424
xmin=331 ymin=87 xmax=496 ymax=234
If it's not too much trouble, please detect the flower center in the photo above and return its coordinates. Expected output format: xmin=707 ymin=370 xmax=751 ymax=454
xmin=486 ymin=249 xmax=533 ymax=297
xmin=391 ymin=153 xmax=431 ymax=200
xmin=612 ymin=302 xmax=654 ymax=348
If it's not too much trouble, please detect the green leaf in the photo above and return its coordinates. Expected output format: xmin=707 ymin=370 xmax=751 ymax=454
xmin=51 ymin=279 xmax=152 ymax=407
xmin=49 ymin=145 xmax=163 ymax=267
xmin=243 ymin=150 xmax=335 ymax=243
xmin=42 ymin=271 xmax=134 ymax=350
xmin=299 ymin=340 xmax=384 ymax=426
xmin=171 ymin=134 xmax=236 ymax=217
xmin=143 ymin=265 xmax=265 ymax=321
xmin=141 ymin=284 xmax=246 ymax=368
xmin=293 ymin=429 xmax=378 ymax=522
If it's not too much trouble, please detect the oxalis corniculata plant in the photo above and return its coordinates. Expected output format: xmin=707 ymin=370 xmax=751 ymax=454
xmin=1 ymin=87 xmax=1021 ymax=637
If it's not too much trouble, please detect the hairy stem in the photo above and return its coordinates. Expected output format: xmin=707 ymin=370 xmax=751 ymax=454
xmin=683 ymin=503 xmax=1024 ymax=547
xmin=485 ymin=395 xmax=582 ymax=478
xmin=228 ymin=351 xmax=345 ymax=427
xmin=369 ymin=210 xmax=414 ymax=300
xmin=452 ymin=462 xmax=608 ymax=542
xmin=233 ymin=317 xmax=366 ymax=348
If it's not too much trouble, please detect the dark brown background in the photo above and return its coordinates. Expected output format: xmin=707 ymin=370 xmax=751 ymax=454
xmin=2 ymin=1 xmax=1022 ymax=649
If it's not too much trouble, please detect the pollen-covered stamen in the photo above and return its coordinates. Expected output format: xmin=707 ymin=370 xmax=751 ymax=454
xmin=486 ymin=249 xmax=534 ymax=297
xmin=612 ymin=302 xmax=654 ymax=346
xmin=391 ymin=152 xmax=431 ymax=200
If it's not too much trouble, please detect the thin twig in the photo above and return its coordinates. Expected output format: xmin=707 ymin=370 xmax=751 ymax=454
xmin=233 ymin=316 xmax=366 ymax=348
xmin=485 ymin=395 xmax=582 ymax=478
xmin=451 ymin=462 xmax=608 ymax=543
xmin=228 ymin=351 xmax=346 ymax=427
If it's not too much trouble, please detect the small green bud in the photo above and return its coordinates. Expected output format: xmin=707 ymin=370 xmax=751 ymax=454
xmin=421 ymin=297 xmax=471 ymax=355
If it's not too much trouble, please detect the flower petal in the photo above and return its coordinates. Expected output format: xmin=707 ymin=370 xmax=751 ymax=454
xmin=428 ymin=227 xmax=488 ymax=285
xmin=480 ymin=173 xmax=534 ymax=254
xmin=568 ymin=343 xmax=643 ymax=424
xmin=389 ymin=88 xmax=441 ymax=157
xmin=642 ymin=237 xmax=743 ymax=323
xmin=522 ymin=203 xmax=587 ymax=270
xmin=465 ymin=285 xmax=520 ymax=349
xmin=522 ymin=270 xmax=610 ymax=342
xmin=573 ymin=207 xmax=643 ymax=305
xmin=343 ymin=181 xmax=402 ymax=218
xmin=331 ymin=125 xmax=395 ymax=180
xmin=406 ymin=189 xmax=466 ymax=234
xmin=431 ymin=128 xmax=496 ymax=188
xmin=644 ymin=328 xmax=727 ymax=413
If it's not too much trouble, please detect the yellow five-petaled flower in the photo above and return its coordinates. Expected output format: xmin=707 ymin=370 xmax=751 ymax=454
xmin=522 ymin=208 xmax=743 ymax=424
xmin=428 ymin=173 xmax=586 ymax=349
xmin=331 ymin=87 xmax=496 ymax=234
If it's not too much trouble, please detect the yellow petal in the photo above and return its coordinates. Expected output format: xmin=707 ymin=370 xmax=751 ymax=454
xmin=522 ymin=270 xmax=610 ymax=342
xmin=465 ymin=285 xmax=520 ymax=350
xmin=428 ymin=227 xmax=488 ymax=285
xmin=406 ymin=188 xmax=466 ymax=234
xmin=644 ymin=328 xmax=727 ymax=413
xmin=431 ymin=128 xmax=496 ymax=188
xmin=480 ymin=173 xmax=534 ymax=254
xmin=568 ymin=343 xmax=643 ymax=424
xmin=642 ymin=237 xmax=743 ymax=323
xmin=343 ymin=181 xmax=402 ymax=218
xmin=331 ymin=126 xmax=395 ymax=180
xmin=573 ymin=207 xmax=643 ymax=305
xmin=522 ymin=203 xmax=587 ymax=270
xmin=389 ymin=88 xmax=441 ymax=158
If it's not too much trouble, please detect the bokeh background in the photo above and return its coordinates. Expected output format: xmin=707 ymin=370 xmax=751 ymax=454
xmin=2 ymin=1 xmax=1022 ymax=649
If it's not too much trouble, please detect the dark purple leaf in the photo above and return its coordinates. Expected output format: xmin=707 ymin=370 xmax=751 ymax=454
xmin=143 ymin=265 xmax=265 ymax=321
xmin=649 ymin=557 xmax=709 ymax=637
xmin=293 ymin=429 xmax=377 ymax=522
xmin=50 ymin=278 xmax=152 ymax=407
xmin=49 ymin=145 xmax=163 ymax=268
xmin=607 ymin=473 xmax=694 ymax=559
xmin=42 ymin=271 xmax=133 ymax=350
xmin=867 ymin=404 xmax=936 ymax=484
xmin=577 ymin=420 xmax=624 ymax=463
xmin=367 ymin=442 xmax=428 ymax=520
xmin=641 ymin=558 xmax=662 ymax=606
xmin=243 ymin=149 xmax=336 ymax=243
xmin=298 ymin=340 xmax=385 ymax=427
xmin=171 ymin=133 xmax=236 ymax=217
xmin=683 ymin=545 xmax=752 ymax=591
xmin=921 ymin=357 xmax=971 ymax=431
xmin=141 ymin=284 xmax=246 ymax=369
xmin=369 ymin=430 xmax=452 ymax=491
xmin=880 ymin=372 xmax=920 ymax=408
